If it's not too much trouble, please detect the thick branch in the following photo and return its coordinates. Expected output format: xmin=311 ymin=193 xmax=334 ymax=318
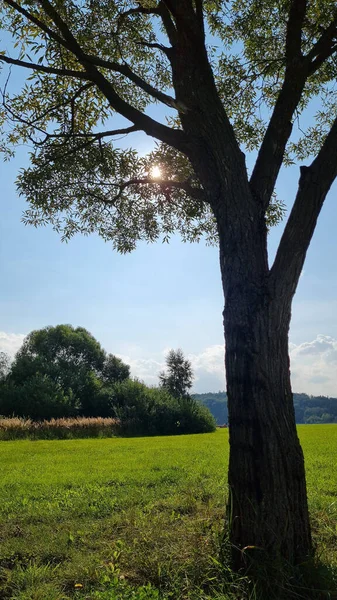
xmin=285 ymin=0 xmax=307 ymax=62
xmin=194 ymin=0 xmax=205 ymax=38
xmin=250 ymin=7 xmax=337 ymax=211
xmin=163 ymin=0 xmax=202 ymax=37
xmin=118 ymin=6 xmax=159 ymax=21
xmin=157 ymin=2 xmax=178 ymax=46
xmin=270 ymin=115 xmax=337 ymax=301
xmin=307 ymin=14 xmax=337 ymax=74
xmin=250 ymin=1 xmax=308 ymax=209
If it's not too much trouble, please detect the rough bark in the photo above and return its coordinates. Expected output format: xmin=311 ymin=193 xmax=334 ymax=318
xmin=199 ymin=171 xmax=312 ymax=568
xmin=222 ymin=252 xmax=312 ymax=567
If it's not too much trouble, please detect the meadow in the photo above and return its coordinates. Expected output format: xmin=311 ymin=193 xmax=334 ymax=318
xmin=0 ymin=426 xmax=336 ymax=600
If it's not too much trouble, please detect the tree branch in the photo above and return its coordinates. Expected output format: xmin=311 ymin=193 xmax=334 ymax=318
xmin=3 ymin=0 xmax=191 ymax=153
xmin=37 ymin=0 xmax=190 ymax=150
xmin=37 ymin=126 xmax=140 ymax=146
xmin=118 ymin=6 xmax=159 ymax=20
xmin=285 ymin=0 xmax=307 ymax=62
xmin=80 ymin=54 xmax=188 ymax=112
xmin=250 ymin=0 xmax=308 ymax=209
xmin=270 ymin=114 xmax=337 ymax=301
xmin=194 ymin=0 xmax=205 ymax=38
xmin=307 ymin=13 xmax=337 ymax=74
xmin=107 ymin=177 xmax=205 ymax=204
xmin=157 ymin=2 xmax=178 ymax=46
xmin=0 ymin=54 xmax=89 ymax=80
xmin=162 ymin=0 xmax=200 ymax=37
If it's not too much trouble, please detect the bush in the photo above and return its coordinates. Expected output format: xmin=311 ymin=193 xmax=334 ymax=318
xmin=78 ymin=371 xmax=116 ymax=418
xmin=176 ymin=397 xmax=217 ymax=434
xmin=0 ymin=374 xmax=78 ymax=420
xmin=0 ymin=370 xmax=216 ymax=436
xmin=113 ymin=379 xmax=216 ymax=436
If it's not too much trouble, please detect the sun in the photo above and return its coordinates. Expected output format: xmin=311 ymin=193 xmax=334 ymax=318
xmin=149 ymin=165 xmax=162 ymax=179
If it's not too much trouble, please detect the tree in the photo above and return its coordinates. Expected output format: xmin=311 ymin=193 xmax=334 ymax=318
xmin=10 ymin=324 xmax=106 ymax=387
xmin=0 ymin=352 xmax=11 ymax=382
xmin=102 ymin=354 xmax=131 ymax=385
xmin=159 ymin=348 xmax=193 ymax=400
xmin=7 ymin=324 xmax=130 ymax=418
xmin=1 ymin=0 xmax=336 ymax=571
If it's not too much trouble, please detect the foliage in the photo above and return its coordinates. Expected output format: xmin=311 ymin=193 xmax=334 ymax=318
xmin=112 ymin=378 xmax=216 ymax=436
xmin=0 ymin=325 xmax=214 ymax=435
xmin=294 ymin=394 xmax=337 ymax=424
xmin=0 ymin=374 xmax=77 ymax=420
xmin=193 ymin=392 xmax=229 ymax=426
xmin=0 ymin=0 xmax=303 ymax=247
xmin=159 ymin=348 xmax=194 ymax=400
xmin=10 ymin=324 xmax=106 ymax=388
xmin=0 ymin=428 xmax=336 ymax=599
xmin=78 ymin=371 xmax=115 ymax=418
xmin=102 ymin=354 xmax=131 ymax=385
xmin=1 ymin=324 xmax=130 ymax=420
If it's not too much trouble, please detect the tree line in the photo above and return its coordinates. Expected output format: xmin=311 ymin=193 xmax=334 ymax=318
xmin=194 ymin=392 xmax=337 ymax=425
xmin=0 ymin=325 xmax=215 ymax=436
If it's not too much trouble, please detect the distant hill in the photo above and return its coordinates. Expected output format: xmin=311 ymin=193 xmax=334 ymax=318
xmin=193 ymin=392 xmax=337 ymax=425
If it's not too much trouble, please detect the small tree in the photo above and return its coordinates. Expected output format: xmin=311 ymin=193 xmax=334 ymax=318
xmin=159 ymin=349 xmax=193 ymax=400
xmin=0 ymin=352 xmax=11 ymax=382
xmin=102 ymin=353 xmax=130 ymax=384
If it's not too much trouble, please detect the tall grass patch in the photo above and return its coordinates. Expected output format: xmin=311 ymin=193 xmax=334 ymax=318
xmin=0 ymin=416 xmax=119 ymax=440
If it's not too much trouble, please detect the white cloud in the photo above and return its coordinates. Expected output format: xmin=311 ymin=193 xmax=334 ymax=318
xmin=121 ymin=336 xmax=337 ymax=396
xmin=118 ymin=344 xmax=226 ymax=393
xmin=290 ymin=335 xmax=337 ymax=396
xmin=0 ymin=330 xmax=336 ymax=397
xmin=117 ymin=354 xmax=164 ymax=386
xmin=0 ymin=331 xmax=26 ymax=357
xmin=291 ymin=334 xmax=337 ymax=357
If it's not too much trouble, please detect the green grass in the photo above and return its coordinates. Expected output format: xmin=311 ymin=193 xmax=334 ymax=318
xmin=0 ymin=426 xmax=336 ymax=599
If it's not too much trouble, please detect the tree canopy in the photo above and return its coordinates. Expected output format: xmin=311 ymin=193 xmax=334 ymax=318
xmin=4 ymin=0 xmax=335 ymax=248
xmin=1 ymin=324 xmax=130 ymax=418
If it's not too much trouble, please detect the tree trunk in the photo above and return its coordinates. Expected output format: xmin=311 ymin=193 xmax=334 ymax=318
xmin=174 ymin=38 xmax=314 ymax=565
xmin=220 ymin=231 xmax=313 ymax=568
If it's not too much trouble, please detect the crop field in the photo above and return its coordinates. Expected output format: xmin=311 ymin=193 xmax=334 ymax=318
xmin=0 ymin=426 xmax=336 ymax=600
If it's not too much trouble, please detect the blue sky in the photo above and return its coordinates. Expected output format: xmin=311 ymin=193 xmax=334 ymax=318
xmin=0 ymin=51 xmax=337 ymax=395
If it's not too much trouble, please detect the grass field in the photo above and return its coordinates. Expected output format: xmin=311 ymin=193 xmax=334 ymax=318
xmin=0 ymin=426 xmax=336 ymax=599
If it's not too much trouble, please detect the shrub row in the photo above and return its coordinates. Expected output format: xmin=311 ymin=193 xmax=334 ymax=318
xmin=0 ymin=380 xmax=216 ymax=439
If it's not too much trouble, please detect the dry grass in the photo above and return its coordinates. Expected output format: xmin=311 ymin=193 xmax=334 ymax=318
xmin=0 ymin=416 xmax=120 ymax=440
